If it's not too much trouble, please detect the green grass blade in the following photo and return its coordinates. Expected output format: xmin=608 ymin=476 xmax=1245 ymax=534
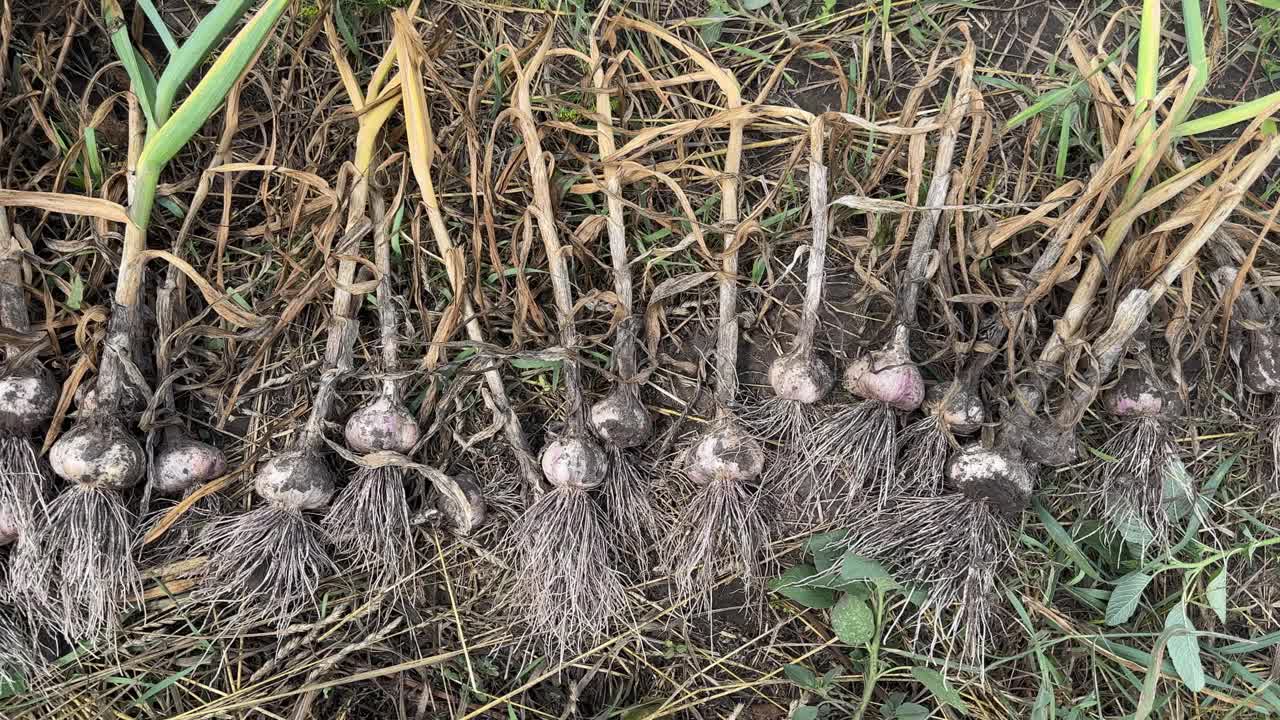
xmin=1055 ymin=104 xmax=1075 ymax=178
xmin=1128 ymin=0 xmax=1162 ymax=192
xmin=141 ymin=0 xmax=287 ymax=172
xmin=1177 ymin=89 xmax=1280 ymax=136
xmin=137 ymin=0 xmax=178 ymax=55
xmin=1005 ymin=41 xmax=1128 ymax=130
xmin=154 ymin=0 xmax=256 ymax=125
xmin=102 ymin=0 xmax=159 ymax=131
xmin=1181 ymin=0 xmax=1207 ymax=98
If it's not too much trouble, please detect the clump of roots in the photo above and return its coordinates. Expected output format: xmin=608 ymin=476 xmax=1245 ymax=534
xmin=598 ymin=448 xmax=657 ymax=572
xmin=665 ymin=474 xmax=770 ymax=614
xmin=33 ymin=486 xmax=140 ymax=639
xmin=195 ymin=505 xmax=334 ymax=632
xmin=506 ymin=486 xmax=625 ymax=658
xmin=811 ymin=400 xmax=899 ymax=510
xmin=1088 ymin=416 xmax=1190 ymax=548
xmin=0 ymin=435 xmax=47 ymax=580
xmin=139 ymin=493 xmax=226 ymax=566
xmin=0 ymin=605 xmax=38 ymax=686
xmin=896 ymin=416 xmax=953 ymax=497
xmin=843 ymin=493 xmax=1016 ymax=669
xmin=324 ymin=465 xmax=416 ymax=597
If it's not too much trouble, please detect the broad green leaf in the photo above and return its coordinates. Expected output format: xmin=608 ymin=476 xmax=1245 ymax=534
xmin=806 ymin=530 xmax=847 ymax=572
xmin=911 ymin=667 xmax=969 ymax=713
xmin=1207 ymin=568 xmax=1228 ymax=623
xmin=841 ymin=553 xmax=890 ymax=582
xmin=895 ymin=703 xmax=930 ymax=720
xmin=793 ymin=706 xmax=819 ymax=720
xmin=1105 ymin=571 xmax=1152 ymax=626
xmin=154 ymin=0 xmax=257 ymax=124
xmin=1165 ymin=603 xmax=1205 ymax=692
xmin=770 ymin=565 xmax=836 ymax=609
xmin=742 ymin=0 xmax=772 ymax=10
xmin=783 ymin=663 xmax=818 ymax=689
xmin=142 ymin=0 xmax=288 ymax=171
xmin=102 ymin=0 xmax=159 ymax=130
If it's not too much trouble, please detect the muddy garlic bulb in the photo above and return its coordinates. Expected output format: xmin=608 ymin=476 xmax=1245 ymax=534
xmin=49 ymin=419 xmax=145 ymax=490
xmin=590 ymin=388 xmax=652 ymax=450
xmin=1102 ymin=368 xmax=1179 ymax=419
xmin=947 ymin=443 xmax=1034 ymax=517
xmin=684 ymin=421 xmax=765 ymax=484
xmin=845 ymin=335 xmax=924 ymax=412
xmin=0 ymin=366 xmax=56 ymax=435
xmin=435 ymin=473 xmax=486 ymax=535
xmin=924 ymin=381 xmax=985 ymax=435
xmin=540 ymin=436 xmax=608 ymax=490
xmin=344 ymin=395 xmax=420 ymax=454
xmin=254 ymin=449 xmax=335 ymax=511
xmin=1245 ymin=331 xmax=1280 ymax=395
xmin=153 ymin=434 xmax=227 ymax=497
xmin=769 ymin=349 xmax=834 ymax=404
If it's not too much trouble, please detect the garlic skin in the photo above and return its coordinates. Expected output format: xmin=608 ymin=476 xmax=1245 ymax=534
xmin=0 ymin=366 xmax=56 ymax=435
xmin=153 ymin=435 xmax=227 ymax=497
xmin=1102 ymin=369 xmax=1175 ymax=419
xmin=540 ymin=436 xmax=608 ymax=491
xmin=684 ymin=421 xmax=764 ymax=484
xmin=590 ymin=388 xmax=652 ymax=450
xmin=924 ymin=381 xmax=985 ymax=435
xmin=844 ymin=340 xmax=924 ymax=412
xmin=344 ymin=395 xmax=420 ymax=454
xmin=254 ymin=449 xmax=335 ymax=511
xmin=769 ymin=349 xmax=833 ymax=405
xmin=49 ymin=419 xmax=145 ymax=490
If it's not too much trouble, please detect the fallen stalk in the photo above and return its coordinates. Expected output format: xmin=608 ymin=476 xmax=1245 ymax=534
xmin=607 ymin=15 xmax=769 ymax=610
xmin=586 ymin=26 xmax=657 ymax=569
xmin=502 ymin=29 xmax=624 ymax=655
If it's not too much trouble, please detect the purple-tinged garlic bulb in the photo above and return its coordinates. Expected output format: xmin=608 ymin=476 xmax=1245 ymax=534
xmin=769 ymin=349 xmax=834 ymax=405
xmin=254 ymin=449 xmax=335 ymax=512
xmin=844 ymin=331 xmax=925 ymax=413
xmin=540 ymin=435 xmax=608 ymax=491
xmin=344 ymin=394 xmax=419 ymax=455
xmin=153 ymin=434 xmax=226 ymax=498
xmin=1102 ymin=368 xmax=1179 ymax=419
xmin=947 ymin=443 xmax=1034 ymax=518
xmin=49 ymin=419 xmax=145 ymax=491
xmin=589 ymin=388 xmax=652 ymax=450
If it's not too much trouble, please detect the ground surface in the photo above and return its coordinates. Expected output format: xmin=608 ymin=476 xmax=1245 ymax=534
xmin=1 ymin=0 xmax=1280 ymax=718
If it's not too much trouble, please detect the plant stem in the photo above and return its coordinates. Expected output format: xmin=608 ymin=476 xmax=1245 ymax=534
xmin=793 ymin=118 xmax=828 ymax=354
xmin=0 ymin=207 xmax=29 ymax=342
xmin=853 ymin=592 xmax=885 ymax=720
xmin=513 ymin=36 xmax=589 ymax=431
xmin=370 ymin=191 xmax=400 ymax=400
xmin=593 ymin=50 xmax=640 ymax=396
